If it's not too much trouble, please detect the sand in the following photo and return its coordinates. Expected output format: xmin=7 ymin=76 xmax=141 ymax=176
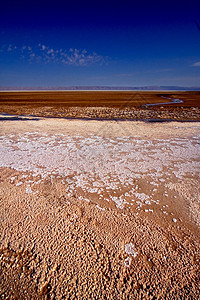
xmin=0 ymin=118 xmax=200 ymax=299
xmin=0 ymin=91 xmax=200 ymax=122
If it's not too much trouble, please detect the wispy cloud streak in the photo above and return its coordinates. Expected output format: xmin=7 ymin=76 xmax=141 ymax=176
xmin=192 ymin=61 xmax=200 ymax=67
xmin=0 ymin=43 xmax=107 ymax=66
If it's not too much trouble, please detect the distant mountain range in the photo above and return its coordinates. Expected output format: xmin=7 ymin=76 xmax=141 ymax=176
xmin=0 ymin=86 xmax=200 ymax=91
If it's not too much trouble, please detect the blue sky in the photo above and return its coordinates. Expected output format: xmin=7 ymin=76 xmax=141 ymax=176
xmin=0 ymin=0 xmax=200 ymax=87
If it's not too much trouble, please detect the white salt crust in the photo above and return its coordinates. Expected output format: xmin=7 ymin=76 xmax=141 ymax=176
xmin=0 ymin=124 xmax=200 ymax=211
xmin=124 ymin=243 xmax=138 ymax=258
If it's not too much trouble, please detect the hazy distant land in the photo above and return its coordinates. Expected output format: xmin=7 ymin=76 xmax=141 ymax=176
xmin=1 ymin=85 xmax=200 ymax=91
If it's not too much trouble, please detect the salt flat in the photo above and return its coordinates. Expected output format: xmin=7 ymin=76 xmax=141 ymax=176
xmin=0 ymin=118 xmax=200 ymax=299
xmin=1 ymin=118 xmax=200 ymax=224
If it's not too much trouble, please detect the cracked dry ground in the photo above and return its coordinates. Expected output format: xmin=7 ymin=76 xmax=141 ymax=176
xmin=0 ymin=119 xmax=200 ymax=299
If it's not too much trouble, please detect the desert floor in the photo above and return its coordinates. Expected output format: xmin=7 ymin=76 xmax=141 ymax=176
xmin=0 ymin=91 xmax=200 ymax=122
xmin=0 ymin=116 xmax=200 ymax=299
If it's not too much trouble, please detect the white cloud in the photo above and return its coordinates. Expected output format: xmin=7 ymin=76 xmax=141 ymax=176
xmin=36 ymin=44 xmax=106 ymax=66
xmin=61 ymin=48 xmax=105 ymax=66
xmin=47 ymin=49 xmax=54 ymax=54
xmin=192 ymin=61 xmax=200 ymax=67
xmin=1 ymin=43 xmax=107 ymax=66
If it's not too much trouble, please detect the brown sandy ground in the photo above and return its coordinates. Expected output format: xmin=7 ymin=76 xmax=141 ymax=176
xmin=0 ymin=119 xmax=200 ymax=299
xmin=0 ymin=91 xmax=200 ymax=121
xmin=0 ymin=167 xmax=200 ymax=299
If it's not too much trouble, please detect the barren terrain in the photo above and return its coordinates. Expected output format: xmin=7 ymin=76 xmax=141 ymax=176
xmin=0 ymin=91 xmax=200 ymax=121
xmin=0 ymin=91 xmax=200 ymax=299
xmin=0 ymin=115 xmax=200 ymax=299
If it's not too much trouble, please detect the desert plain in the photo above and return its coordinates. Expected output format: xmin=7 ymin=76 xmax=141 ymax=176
xmin=0 ymin=91 xmax=200 ymax=299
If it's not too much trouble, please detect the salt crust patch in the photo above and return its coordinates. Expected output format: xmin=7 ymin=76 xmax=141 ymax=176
xmin=96 ymin=205 xmax=105 ymax=211
xmin=124 ymin=243 xmax=138 ymax=258
xmin=124 ymin=257 xmax=132 ymax=267
xmin=0 ymin=129 xmax=200 ymax=210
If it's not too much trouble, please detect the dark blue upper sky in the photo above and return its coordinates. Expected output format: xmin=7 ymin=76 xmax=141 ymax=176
xmin=0 ymin=0 xmax=200 ymax=87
